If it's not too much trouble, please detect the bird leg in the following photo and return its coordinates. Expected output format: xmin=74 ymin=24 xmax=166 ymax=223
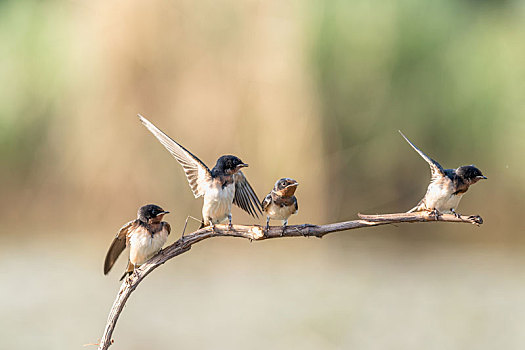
xmin=228 ymin=214 xmax=233 ymax=231
xmin=281 ymin=219 xmax=288 ymax=236
xmin=428 ymin=208 xmax=441 ymax=220
xmin=450 ymin=208 xmax=461 ymax=219
xmin=206 ymin=218 xmax=218 ymax=233
xmin=265 ymin=217 xmax=270 ymax=236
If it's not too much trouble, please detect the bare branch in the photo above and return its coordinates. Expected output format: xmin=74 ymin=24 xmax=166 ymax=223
xmin=97 ymin=212 xmax=482 ymax=350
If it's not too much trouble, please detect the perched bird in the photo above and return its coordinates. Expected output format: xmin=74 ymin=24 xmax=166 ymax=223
xmin=399 ymin=131 xmax=486 ymax=217
xmin=138 ymin=115 xmax=262 ymax=229
xmin=104 ymin=204 xmax=171 ymax=281
xmin=262 ymin=178 xmax=299 ymax=234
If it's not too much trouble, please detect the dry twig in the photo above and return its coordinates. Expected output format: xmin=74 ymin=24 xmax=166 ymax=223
xmin=97 ymin=211 xmax=482 ymax=350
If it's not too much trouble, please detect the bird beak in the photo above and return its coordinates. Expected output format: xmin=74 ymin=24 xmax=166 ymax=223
xmin=157 ymin=211 xmax=170 ymax=216
xmin=479 ymin=176 xmax=487 ymax=180
xmin=286 ymin=181 xmax=299 ymax=188
xmin=237 ymin=163 xmax=249 ymax=168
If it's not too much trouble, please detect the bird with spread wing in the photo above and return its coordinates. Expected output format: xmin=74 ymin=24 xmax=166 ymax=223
xmin=139 ymin=115 xmax=262 ymax=229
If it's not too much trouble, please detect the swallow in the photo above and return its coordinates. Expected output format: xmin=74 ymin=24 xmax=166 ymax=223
xmin=138 ymin=115 xmax=262 ymax=230
xmin=399 ymin=131 xmax=487 ymax=217
xmin=104 ymin=204 xmax=171 ymax=281
xmin=262 ymin=178 xmax=299 ymax=235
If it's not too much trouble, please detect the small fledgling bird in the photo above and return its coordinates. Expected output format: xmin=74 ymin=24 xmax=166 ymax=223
xmin=262 ymin=178 xmax=299 ymax=234
xmin=104 ymin=204 xmax=171 ymax=281
xmin=400 ymin=131 xmax=486 ymax=217
xmin=138 ymin=115 xmax=262 ymax=229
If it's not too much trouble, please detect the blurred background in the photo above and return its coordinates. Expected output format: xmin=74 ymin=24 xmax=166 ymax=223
xmin=1 ymin=0 xmax=524 ymax=349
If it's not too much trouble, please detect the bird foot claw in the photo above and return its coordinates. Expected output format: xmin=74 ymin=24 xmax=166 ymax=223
xmin=428 ymin=209 xmax=441 ymax=220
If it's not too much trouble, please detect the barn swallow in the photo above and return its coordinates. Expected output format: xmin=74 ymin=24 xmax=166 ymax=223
xmin=399 ymin=131 xmax=486 ymax=217
xmin=104 ymin=204 xmax=171 ymax=281
xmin=262 ymin=178 xmax=299 ymax=235
xmin=138 ymin=115 xmax=262 ymax=229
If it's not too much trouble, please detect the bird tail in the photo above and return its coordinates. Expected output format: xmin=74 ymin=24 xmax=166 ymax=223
xmin=407 ymin=206 xmax=418 ymax=213
xmin=119 ymin=271 xmax=132 ymax=281
xmin=407 ymin=199 xmax=425 ymax=213
xmin=119 ymin=261 xmax=134 ymax=281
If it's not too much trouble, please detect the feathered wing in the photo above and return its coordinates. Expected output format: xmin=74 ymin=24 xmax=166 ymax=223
xmin=104 ymin=220 xmax=136 ymax=275
xmin=233 ymin=171 xmax=263 ymax=218
xmin=399 ymin=131 xmax=446 ymax=182
xmin=163 ymin=222 xmax=171 ymax=236
xmin=139 ymin=114 xmax=212 ymax=198
xmin=261 ymin=193 xmax=272 ymax=212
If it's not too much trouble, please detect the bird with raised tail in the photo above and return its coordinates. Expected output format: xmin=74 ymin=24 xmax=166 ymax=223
xmin=138 ymin=115 xmax=262 ymax=229
xmin=399 ymin=131 xmax=486 ymax=217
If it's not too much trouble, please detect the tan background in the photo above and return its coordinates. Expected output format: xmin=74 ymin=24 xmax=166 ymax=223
xmin=1 ymin=0 xmax=524 ymax=349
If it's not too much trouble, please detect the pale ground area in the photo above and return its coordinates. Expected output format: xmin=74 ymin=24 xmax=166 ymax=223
xmin=1 ymin=227 xmax=524 ymax=350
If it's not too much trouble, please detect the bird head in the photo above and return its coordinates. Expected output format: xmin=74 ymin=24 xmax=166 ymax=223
xmin=273 ymin=178 xmax=299 ymax=197
xmin=137 ymin=204 xmax=170 ymax=224
xmin=216 ymin=155 xmax=248 ymax=175
xmin=456 ymin=165 xmax=487 ymax=184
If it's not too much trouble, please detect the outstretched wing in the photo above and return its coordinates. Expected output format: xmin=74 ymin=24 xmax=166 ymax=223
xmin=399 ymin=131 xmax=446 ymax=181
xmin=233 ymin=171 xmax=263 ymax=218
xmin=104 ymin=220 xmax=136 ymax=275
xmin=139 ymin=114 xmax=212 ymax=198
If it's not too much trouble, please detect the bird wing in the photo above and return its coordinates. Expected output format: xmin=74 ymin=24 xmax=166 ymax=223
xmin=399 ymin=131 xmax=446 ymax=181
xmin=233 ymin=171 xmax=263 ymax=218
xmin=261 ymin=193 xmax=272 ymax=212
xmin=139 ymin=114 xmax=212 ymax=198
xmin=163 ymin=222 xmax=171 ymax=236
xmin=104 ymin=220 xmax=136 ymax=275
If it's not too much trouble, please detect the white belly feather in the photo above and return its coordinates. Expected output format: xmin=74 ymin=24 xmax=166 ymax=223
xmin=440 ymin=193 xmax=463 ymax=213
xmin=129 ymin=226 xmax=169 ymax=266
xmin=266 ymin=201 xmax=297 ymax=221
xmin=202 ymin=182 xmax=235 ymax=224
xmin=423 ymin=180 xmax=463 ymax=213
